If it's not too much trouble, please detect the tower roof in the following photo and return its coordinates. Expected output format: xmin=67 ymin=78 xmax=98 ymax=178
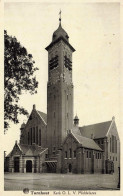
xmin=52 ymin=24 xmax=69 ymax=42
xmin=74 ymin=114 xmax=79 ymax=120
xmin=45 ymin=11 xmax=75 ymax=52
xmin=52 ymin=10 xmax=69 ymax=42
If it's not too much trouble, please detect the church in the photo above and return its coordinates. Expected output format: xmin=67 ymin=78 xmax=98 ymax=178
xmin=5 ymin=15 xmax=120 ymax=174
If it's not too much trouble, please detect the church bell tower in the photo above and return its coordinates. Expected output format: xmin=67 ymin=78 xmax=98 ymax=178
xmin=45 ymin=12 xmax=75 ymax=155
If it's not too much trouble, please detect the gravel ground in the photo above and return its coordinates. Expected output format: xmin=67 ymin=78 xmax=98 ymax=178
xmin=4 ymin=173 xmax=120 ymax=191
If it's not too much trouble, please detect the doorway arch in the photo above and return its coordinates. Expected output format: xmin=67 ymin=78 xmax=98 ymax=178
xmin=26 ymin=160 xmax=32 ymax=173
xmin=14 ymin=157 xmax=19 ymax=172
xmin=68 ymin=164 xmax=72 ymax=173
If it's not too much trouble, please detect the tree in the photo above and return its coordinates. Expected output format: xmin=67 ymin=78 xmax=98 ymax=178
xmin=4 ymin=30 xmax=39 ymax=132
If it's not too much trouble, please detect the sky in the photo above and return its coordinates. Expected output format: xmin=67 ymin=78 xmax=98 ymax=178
xmin=4 ymin=1 xmax=121 ymax=154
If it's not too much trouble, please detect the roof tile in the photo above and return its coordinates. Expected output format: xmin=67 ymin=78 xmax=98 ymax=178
xmin=79 ymin=121 xmax=112 ymax=139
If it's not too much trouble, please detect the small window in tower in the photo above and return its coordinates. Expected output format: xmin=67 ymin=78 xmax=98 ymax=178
xmin=67 ymin=94 xmax=68 ymax=100
xmin=98 ymin=153 xmax=99 ymax=159
xmin=54 ymin=112 xmax=55 ymax=118
xmin=100 ymin=153 xmax=102 ymax=159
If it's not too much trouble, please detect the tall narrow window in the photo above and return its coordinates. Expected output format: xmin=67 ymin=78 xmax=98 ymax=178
xmin=112 ymin=135 xmax=114 ymax=153
xmin=98 ymin=153 xmax=99 ymax=159
xmin=69 ymin=148 xmax=72 ymax=158
xmin=65 ymin=151 xmax=67 ymax=158
xmin=39 ymin=129 xmax=41 ymax=146
xmin=33 ymin=127 xmax=35 ymax=143
xmin=54 ymin=112 xmax=55 ymax=118
xmin=116 ymin=138 xmax=117 ymax=153
xmin=110 ymin=138 xmax=111 ymax=152
xmin=30 ymin=128 xmax=32 ymax=145
xmin=89 ymin=151 xmax=91 ymax=158
xmin=36 ymin=126 xmax=38 ymax=144
xmin=87 ymin=151 xmax=88 ymax=158
xmin=74 ymin=151 xmax=76 ymax=158
xmin=28 ymin=132 xmax=29 ymax=145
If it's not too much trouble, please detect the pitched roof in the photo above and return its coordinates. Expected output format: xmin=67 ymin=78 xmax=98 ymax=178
xmin=37 ymin=111 xmax=47 ymax=124
xmin=71 ymin=132 xmax=103 ymax=151
xmin=19 ymin=144 xmax=48 ymax=156
xmin=79 ymin=121 xmax=112 ymax=139
xmin=7 ymin=143 xmax=48 ymax=157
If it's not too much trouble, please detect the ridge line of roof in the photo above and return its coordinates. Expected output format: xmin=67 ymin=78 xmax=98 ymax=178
xmin=80 ymin=120 xmax=112 ymax=128
xmin=72 ymin=132 xmax=103 ymax=151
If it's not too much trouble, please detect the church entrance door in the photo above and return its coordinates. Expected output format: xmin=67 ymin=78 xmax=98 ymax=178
xmin=68 ymin=164 xmax=72 ymax=173
xmin=14 ymin=157 xmax=19 ymax=172
xmin=26 ymin=160 xmax=32 ymax=173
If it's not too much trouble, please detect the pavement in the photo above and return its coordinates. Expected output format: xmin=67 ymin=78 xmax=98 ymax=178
xmin=4 ymin=173 xmax=120 ymax=191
